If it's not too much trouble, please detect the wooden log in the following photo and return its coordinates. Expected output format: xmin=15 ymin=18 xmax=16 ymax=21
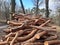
xmin=7 ymin=21 xmax=22 ymax=26
xmin=3 ymin=23 xmax=25 ymax=33
xmin=10 ymin=32 xmax=18 ymax=45
xmin=35 ymin=31 xmax=47 ymax=39
xmin=44 ymin=40 xmax=60 ymax=45
xmin=21 ymin=42 xmax=43 ymax=45
xmin=29 ymin=25 xmax=56 ymax=32
xmin=24 ymin=31 xmax=47 ymax=43
xmin=39 ymin=19 xmax=51 ymax=27
xmin=5 ymin=30 xmax=24 ymax=38
xmin=45 ymin=34 xmax=58 ymax=41
xmin=9 ymin=29 xmax=37 ymax=41
xmin=0 ymin=37 xmax=9 ymax=45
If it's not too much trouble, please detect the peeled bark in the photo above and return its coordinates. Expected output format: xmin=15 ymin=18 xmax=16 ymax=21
xmin=44 ymin=40 xmax=60 ymax=45
xmin=9 ymin=29 xmax=37 ymax=41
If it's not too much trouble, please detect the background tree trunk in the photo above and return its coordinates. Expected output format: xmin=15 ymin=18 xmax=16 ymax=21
xmin=45 ymin=0 xmax=49 ymax=18
xmin=20 ymin=0 xmax=25 ymax=14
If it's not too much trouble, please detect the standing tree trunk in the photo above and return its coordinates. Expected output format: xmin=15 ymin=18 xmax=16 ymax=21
xmin=45 ymin=0 xmax=49 ymax=18
xmin=36 ymin=0 xmax=39 ymax=15
xmin=20 ymin=0 xmax=25 ymax=14
xmin=11 ymin=0 xmax=15 ymax=13
xmin=10 ymin=0 xmax=16 ymax=20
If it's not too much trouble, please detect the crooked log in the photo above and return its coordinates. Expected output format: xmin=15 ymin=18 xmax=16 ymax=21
xmin=44 ymin=40 xmax=60 ymax=45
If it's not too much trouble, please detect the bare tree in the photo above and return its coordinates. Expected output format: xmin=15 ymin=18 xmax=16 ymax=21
xmin=19 ymin=0 xmax=26 ymax=14
xmin=32 ymin=0 xmax=43 ymax=15
xmin=45 ymin=0 xmax=49 ymax=18
xmin=11 ymin=0 xmax=16 ymax=13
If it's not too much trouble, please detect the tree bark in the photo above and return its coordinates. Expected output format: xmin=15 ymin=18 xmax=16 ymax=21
xmin=44 ymin=40 xmax=60 ymax=45
xmin=45 ymin=0 xmax=49 ymax=18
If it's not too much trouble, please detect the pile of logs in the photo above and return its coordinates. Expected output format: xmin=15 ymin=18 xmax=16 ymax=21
xmin=1 ymin=13 xmax=60 ymax=45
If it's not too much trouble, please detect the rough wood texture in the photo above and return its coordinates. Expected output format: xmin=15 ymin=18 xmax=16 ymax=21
xmin=44 ymin=40 xmax=60 ymax=45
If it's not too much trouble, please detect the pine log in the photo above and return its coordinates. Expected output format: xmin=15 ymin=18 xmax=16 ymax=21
xmin=7 ymin=21 xmax=22 ymax=26
xmin=44 ymin=40 xmax=60 ymax=45
xmin=21 ymin=42 xmax=43 ymax=45
xmin=24 ymin=31 xmax=47 ymax=43
xmin=9 ymin=29 xmax=37 ymax=41
xmin=10 ymin=32 xmax=18 ymax=45
xmin=35 ymin=31 xmax=47 ymax=39
xmin=29 ymin=25 xmax=56 ymax=32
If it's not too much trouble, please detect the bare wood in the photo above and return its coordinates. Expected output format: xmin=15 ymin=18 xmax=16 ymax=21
xmin=9 ymin=29 xmax=37 ymax=41
xmin=10 ymin=32 xmax=18 ymax=45
xmin=44 ymin=40 xmax=60 ymax=45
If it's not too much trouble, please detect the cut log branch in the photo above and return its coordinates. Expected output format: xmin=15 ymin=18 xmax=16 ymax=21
xmin=44 ymin=40 xmax=60 ymax=45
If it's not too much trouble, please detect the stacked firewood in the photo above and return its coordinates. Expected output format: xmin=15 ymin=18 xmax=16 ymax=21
xmin=1 ymin=13 xmax=60 ymax=45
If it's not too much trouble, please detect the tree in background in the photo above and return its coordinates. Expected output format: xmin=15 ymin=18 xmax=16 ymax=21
xmin=32 ymin=0 xmax=43 ymax=15
xmin=45 ymin=0 xmax=49 ymax=18
xmin=11 ymin=0 xmax=16 ymax=13
xmin=19 ymin=0 xmax=26 ymax=14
